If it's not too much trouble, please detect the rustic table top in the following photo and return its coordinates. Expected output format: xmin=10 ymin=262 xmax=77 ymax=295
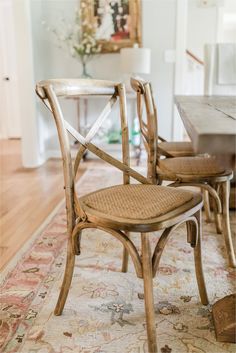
xmin=175 ymin=96 xmax=236 ymax=155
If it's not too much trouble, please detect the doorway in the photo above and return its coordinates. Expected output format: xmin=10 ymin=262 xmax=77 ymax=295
xmin=0 ymin=0 xmax=21 ymax=139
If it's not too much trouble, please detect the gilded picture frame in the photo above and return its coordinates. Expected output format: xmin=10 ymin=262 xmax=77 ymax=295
xmin=82 ymin=0 xmax=142 ymax=53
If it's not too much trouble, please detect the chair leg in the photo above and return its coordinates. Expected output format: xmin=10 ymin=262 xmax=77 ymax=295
xmin=54 ymin=240 xmax=75 ymax=316
xmin=221 ymin=180 xmax=236 ymax=268
xmin=203 ymin=189 xmax=212 ymax=223
xmin=135 ymin=145 xmax=142 ymax=166
xmin=121 ymin=231 xmax=130 ymax=273
xmin=193 ymin=210 xmax=209 ymax=305
xmin=212 ymin=183 xmax=222 ymax=234
xmin=213 ymin=208 xmax=222 ymax=234
xmin=121 ymin=247 xmax=129 ymax=272
xmin=141 ymin=233 xmax=158 ymax=353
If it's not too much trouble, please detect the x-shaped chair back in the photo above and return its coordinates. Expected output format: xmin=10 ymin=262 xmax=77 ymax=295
xmin=36 ymin=79 xmax=150 ymax=231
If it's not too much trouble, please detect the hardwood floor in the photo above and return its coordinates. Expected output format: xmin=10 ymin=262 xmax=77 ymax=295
xmin=0 ymin=139 xmax=140 ymax=270
xmin=0 ymin=139 xmax=88 ymax=270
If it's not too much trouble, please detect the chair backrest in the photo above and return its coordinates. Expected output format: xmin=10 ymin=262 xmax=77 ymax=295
xmin=130 ymin=77 xmax=159 ymax=183
xmin=36 ymin=79 xmax=149 ymax=232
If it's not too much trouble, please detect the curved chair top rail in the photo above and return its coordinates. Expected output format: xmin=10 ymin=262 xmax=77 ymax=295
xmin=36 ymin=78 xmax=120 ymax=99
xmin=130 ymin=76 xmax=146 ymax=94
xmin=130 ymin=76 xmax=156 ymax=121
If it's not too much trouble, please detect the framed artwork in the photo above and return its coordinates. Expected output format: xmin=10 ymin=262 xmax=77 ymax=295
xmin=81 ymin=0 xmax=142 ymax=53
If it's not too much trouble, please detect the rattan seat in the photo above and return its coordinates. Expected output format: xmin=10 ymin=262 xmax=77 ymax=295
xmin=159 ymin=141 xmax=194 ymax=157
xmin=81 ymin=184 xmax=195 ymax=228
xmin=158 ymin=156 xmax=225 ymax=176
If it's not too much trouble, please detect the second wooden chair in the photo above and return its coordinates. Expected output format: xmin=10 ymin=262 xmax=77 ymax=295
xmin=131 ymin=76 xmax=235 ymax=268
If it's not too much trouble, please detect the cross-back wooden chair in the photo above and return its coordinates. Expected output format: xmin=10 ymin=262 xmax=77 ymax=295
xmin=131 ymin=76 xmax=235 ymax=269
xmin=36 ymin=79 xmax=208 ymax=353
xmin=158 ymin=135 xmax=194 ymax=158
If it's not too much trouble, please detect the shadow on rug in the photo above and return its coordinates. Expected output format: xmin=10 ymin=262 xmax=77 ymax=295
xmin=0 ymin=168 xmax=235 ymax=353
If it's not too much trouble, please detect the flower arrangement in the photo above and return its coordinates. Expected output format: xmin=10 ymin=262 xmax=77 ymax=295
xmin=46 ymin=1 xmax=101 ymax=78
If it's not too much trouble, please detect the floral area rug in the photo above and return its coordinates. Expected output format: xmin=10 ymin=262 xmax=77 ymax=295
xmin=0 ymin=167 xmax=235 ymax=353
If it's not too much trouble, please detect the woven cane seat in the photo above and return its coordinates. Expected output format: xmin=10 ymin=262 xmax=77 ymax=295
xmin=158 ymin=156 xmax=225 ymax=176
xmin=159 ymin=141 xmax=194 ymax=157
xmin=81 ymin=184 xmax=194 ymax=222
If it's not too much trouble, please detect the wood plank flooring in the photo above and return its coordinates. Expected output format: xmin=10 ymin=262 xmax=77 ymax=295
xmin=0 ymin=139 xmax=135 ymax=271
xmin=0 ymin=139 xmax=89 ymax=270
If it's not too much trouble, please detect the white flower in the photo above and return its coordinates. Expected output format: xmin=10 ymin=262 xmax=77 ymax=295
xmin=44 ymin=2 xmax=100 ymax=64
xmin=70 ymin=47 xmax=76 ymax=56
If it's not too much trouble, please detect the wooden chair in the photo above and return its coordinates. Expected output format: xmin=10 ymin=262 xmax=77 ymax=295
xmin=36 ymin=79 xmax=208 ymax=353
xmin=158 ymin=138 xmax=194 ymax=158
xmin=136 ymin=123 xmax=194 ymax=165
xmin=157 ymin=138 xmax=213 ymax=220
xmin=131 ymin=76 xmax=235 ymax=269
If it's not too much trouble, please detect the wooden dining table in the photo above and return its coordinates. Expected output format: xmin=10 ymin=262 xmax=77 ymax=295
xmin=176 ymin=96 xmax=236 ymax=208
xmin=175 ymin=95 xmax=236 ymax=155
xmin=175 ymin=95 xmax=236 ymax=344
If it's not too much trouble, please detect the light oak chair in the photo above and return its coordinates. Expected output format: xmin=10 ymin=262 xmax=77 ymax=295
xmin=131 ymin=76 xmax=235 ymax=269
xmin=158 ymin=138 xmax=194 ymax=158
xmin=36 ymin=79 xmax=208 ymax=353
xmin=157 ymin=139 xmax=214 ymax=220
xmin=136 ymin=125 xmax=194 ymax=165
xmin=136 ymin=134 xmax=195 ymax=169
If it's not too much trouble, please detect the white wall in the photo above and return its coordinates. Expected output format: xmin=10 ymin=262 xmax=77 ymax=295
xmin=30 ymin=0 xmax=177 ymax=161
xmin=187 ymin=0 xmax=236 ymax=60
xmin=221 ymin=4 xmax=236 ymax=42
xmin=217 ymin=0 xmax=236 ymax=42
xmin=142 ymin=0 xmax=176 ymax=140
xmin=0 ymin=0 xmax=22 ymax=139
xmin=187 ymin=0 xmax=218 ymax=60
xmin=13 ymin=0 xmax=43 ymax=167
